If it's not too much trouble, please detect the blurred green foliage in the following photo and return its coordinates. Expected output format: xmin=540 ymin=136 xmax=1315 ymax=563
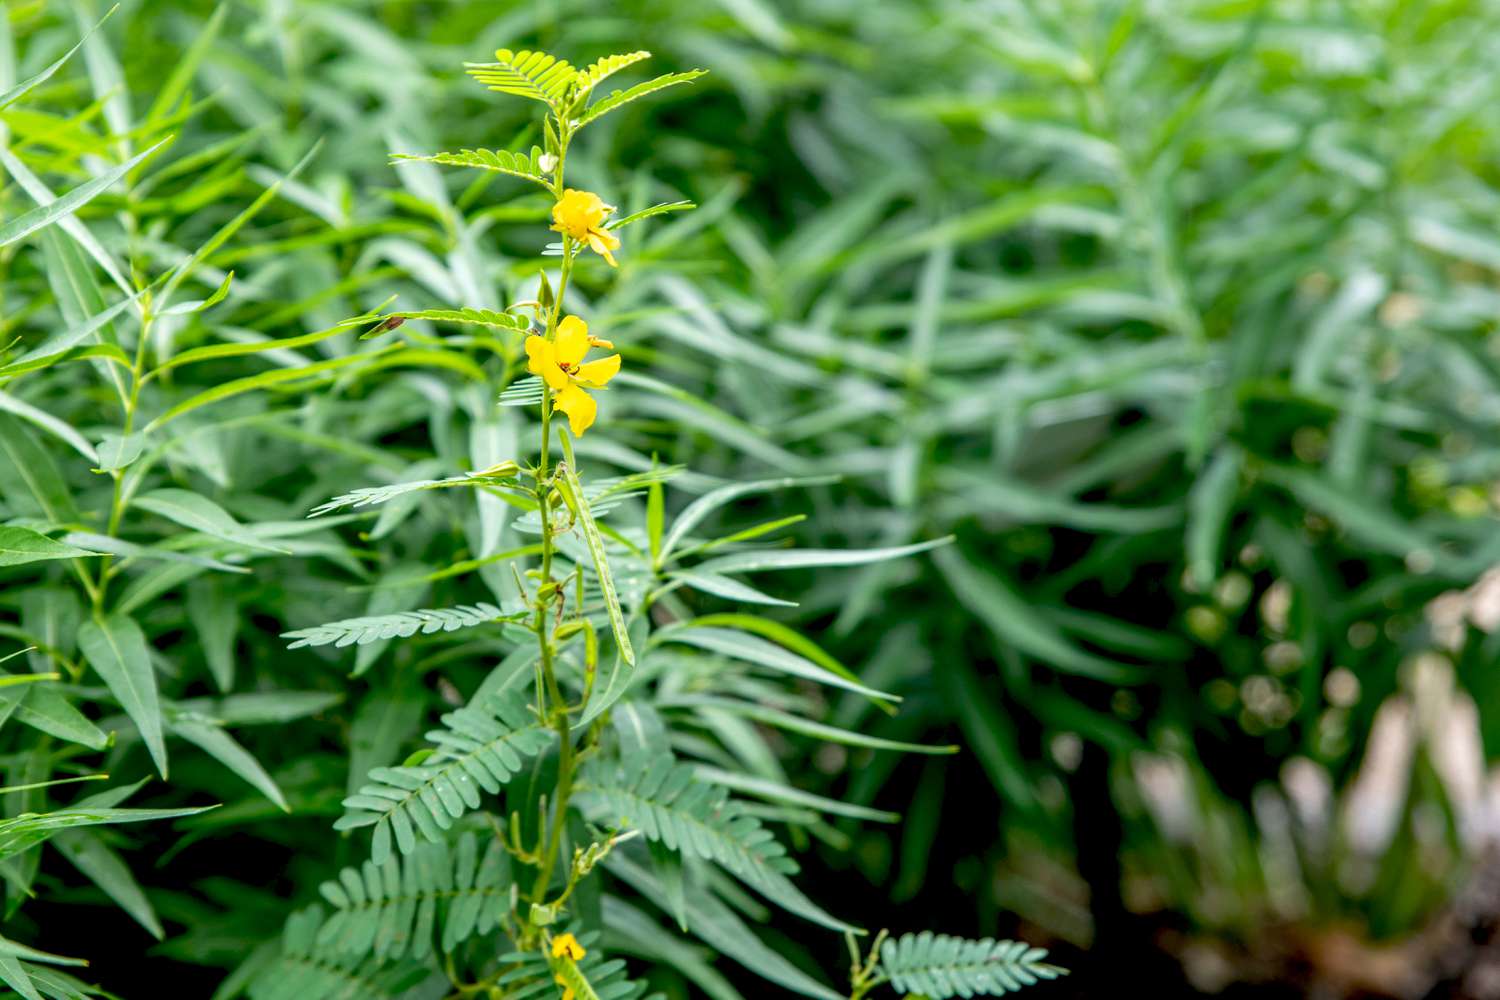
xmin=3 ymin=0 xmax=1500 ymax=996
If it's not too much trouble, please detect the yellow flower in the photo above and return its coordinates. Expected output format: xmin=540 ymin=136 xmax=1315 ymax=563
xmin=525 ymin=316 xmax=621 ymax=436
xmin=551 ymin=189 xmax=622 ymax=267
xmin=550 ymin=932 xmax=587 ymax=961
xmin=553 ymin=974 xmax=575 ymax=1000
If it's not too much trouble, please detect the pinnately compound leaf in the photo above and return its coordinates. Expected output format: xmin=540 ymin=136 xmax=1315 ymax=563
xmin=283 ymin=603 xmax=520 ymax=649
xmin=308 ymin=467 xmax=522 ymax=518
xmin=878 ymin=932 xmax=1066 ymax=997
xmin=576 ymin=754 xmax=856 ymax=933
xmin=314 ymin=832 xmax=510 ymax=960
xmin=465 ymin=49 xmax=576 ymax=107
xmin=578 ymin=71 xmax=707 ymax=126
xmin=391 ymin=148 xmax=548 ymax=186
xmin=336 ymin=690 xmax=551 ymax=864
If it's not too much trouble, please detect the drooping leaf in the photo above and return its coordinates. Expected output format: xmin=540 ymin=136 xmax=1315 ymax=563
xmin=76 ymin=613 xmax=168 ymax=777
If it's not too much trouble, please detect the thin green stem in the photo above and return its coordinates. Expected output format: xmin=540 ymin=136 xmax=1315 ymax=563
xmin=527 ymin=109 xmax=580 ymax=911
xmin=91 ymin=303 xmax=155 ymax=612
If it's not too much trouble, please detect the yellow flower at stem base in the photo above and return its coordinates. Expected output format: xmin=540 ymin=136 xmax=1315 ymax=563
xmin=551 ymin=189 xmax=622 ymax=266
xmin=525 ymin=316 xmax=621 ymax=436
xmin=550 ymin=932 xmax=586 ymax=961
xmin=553 ymin=974 xmax=575 ymax=1000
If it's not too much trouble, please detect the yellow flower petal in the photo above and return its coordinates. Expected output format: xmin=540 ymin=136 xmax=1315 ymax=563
xmin=553 ymin=384 xmax=597 ymax=437
xmin=586 ymin=231 xmax=618 ymax=267
xmin=525 ymin=336 xmax=568 ymax=390
xmin=556 ymin=316 xmax=590 ymax=367
xmin=550 ymin=933 xmax=587 ymax=961
xmin=575 ymin=354 xmax=620 ymax=387
xmin=552 ymin=189 xmax=612 ymax=242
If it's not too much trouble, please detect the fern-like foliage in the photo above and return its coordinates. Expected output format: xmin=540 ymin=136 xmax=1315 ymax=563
xmin=575 ymin=755 xmax=856 ymax=932
xmin=248 ymin=906 xmax=430 ymax=1000
xmin=308 ymin=469 xmax=524 ymax=517
xmin=578 ymin=71 xmax=706 ymax=127
xmin=393 ymin=146 xmax=549 ymax=185
xmin=466 ymin=49 xmax=575 ymax=108
xmin=499 ymin=376 xmax=546 ymax=407
xmin=607 ymin=200 xmax=695 ymax=230
xmin=282 ymin=603 xmax=521 ymax=648
xmin=878 ymin=933 xmax=1066 ymax=998
xmin=337 ymin=690 xmax=551 ymax=864
xmin=577 ymin=51 xmax=651 ymax=91
xmin=315 ymin=832 xmax=510 ymax=960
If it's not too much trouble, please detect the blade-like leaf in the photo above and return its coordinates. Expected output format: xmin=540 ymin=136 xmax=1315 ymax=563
xmin=77 ymin=613 xmax=168 ymax=777
xmin=0 ymin=139 xmax=167 ymax=249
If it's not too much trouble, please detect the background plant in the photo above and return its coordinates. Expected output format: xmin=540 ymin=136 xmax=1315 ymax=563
xmin=3 ymin=0 xmax=1500 ymax=997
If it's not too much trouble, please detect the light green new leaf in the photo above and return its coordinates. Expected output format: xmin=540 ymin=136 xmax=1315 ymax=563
xmin=94 ymin=432 xmax=145 ymax=472
xmin=465 ymin=49 xmax=576 ymax=107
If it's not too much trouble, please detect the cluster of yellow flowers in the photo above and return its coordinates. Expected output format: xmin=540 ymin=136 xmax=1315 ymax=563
xmin=525 ymin=190 xmax=626 ymax=436
xmin=549 ymin=933 xmax=587 ymax=1000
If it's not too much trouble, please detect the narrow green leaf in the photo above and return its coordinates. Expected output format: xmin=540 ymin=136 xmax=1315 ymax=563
xmin=556 ymin=452 xmax=634 ymax=666
xmin=934 ymin=548 xmax=1144 ymax=684
xmin=134 ymin=488 xmax=291 ymax=555
xmin=0 ymin=527 xmax=99 ymax=567
xmin=143 ymin=349 xmax=383 ymax=432
xmin=659 ymin=475 xmax=839 ymax=562
xmin=170 ymin=717 xmax=288 ymax=811
xmin=694 ymin=537 xmax=952 ymax=575
xmin=77 ymin=613 xmax=167 ymax=777
xmin=0 ymin=139 xmax=168 ymax=249
xmin=1187 ymin=445 xmax=1242 ymax=589
xmin=0 ymin=5 xmax=116 ymax=110
xmin=0 ymin=685 xmax=107 ymax=750
xmin=52 ymin=829 xmax=164 ymax=939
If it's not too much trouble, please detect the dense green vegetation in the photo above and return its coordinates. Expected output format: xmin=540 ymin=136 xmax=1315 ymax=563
xmin=3 ymin=0 xmax=1500 ymax=996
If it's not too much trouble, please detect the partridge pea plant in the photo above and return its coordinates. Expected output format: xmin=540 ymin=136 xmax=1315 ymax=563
xmin=246 ymin=50 xmax=1066 ymax=1000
